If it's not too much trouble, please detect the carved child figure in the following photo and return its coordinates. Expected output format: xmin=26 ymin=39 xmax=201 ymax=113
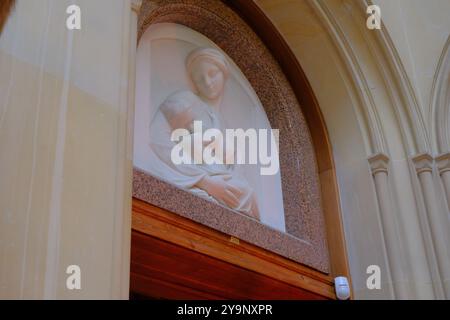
xmin=160 ymin=90 xmax=260 ymax=220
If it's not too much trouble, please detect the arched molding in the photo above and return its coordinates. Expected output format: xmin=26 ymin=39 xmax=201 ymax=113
xmin=307 ymin=0 xmax=448 ymax=299
xmin=431 ymin=36 xmax=450 ymax=155
xmin=260 ymin=0 xmax=437 ymax=298
xmin=357 ymin=0 xmax=431 ymax=156
xmin=311 ymin=0 xmax=431 ymax=158
xmin=309 ymin=0 xmax=386 ymax=157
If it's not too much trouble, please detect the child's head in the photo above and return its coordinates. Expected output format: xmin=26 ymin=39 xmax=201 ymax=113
xmin=160 ymin=91 xmax=199 ymax=133
xmin=160 ymin=90 xmax=214 ymax=134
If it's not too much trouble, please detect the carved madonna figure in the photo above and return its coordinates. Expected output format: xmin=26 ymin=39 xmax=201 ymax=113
xmin=151 ymin=48 xmax=260 ymax=219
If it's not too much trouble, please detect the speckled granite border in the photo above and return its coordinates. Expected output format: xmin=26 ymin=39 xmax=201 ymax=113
xmin=136 ymin=0 xmax=329 ymax=273
xmin=133 ymin=168 xmax=332 ymax=271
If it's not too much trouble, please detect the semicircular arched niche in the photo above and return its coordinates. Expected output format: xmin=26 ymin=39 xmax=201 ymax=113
xmin=133 ymin=0 xmax=329 ymax=273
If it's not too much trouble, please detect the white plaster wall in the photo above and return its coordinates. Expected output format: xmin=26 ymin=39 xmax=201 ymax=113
xmin=0 ymin=0 xmax=138 ymax=299
xmin=257 ymin=0 xmax=450 ymax=299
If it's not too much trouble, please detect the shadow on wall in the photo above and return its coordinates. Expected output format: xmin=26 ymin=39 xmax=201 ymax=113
xmin=0 ymin=0 xmax=15 ymax=35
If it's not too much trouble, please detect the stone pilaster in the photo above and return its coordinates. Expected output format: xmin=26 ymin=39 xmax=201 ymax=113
xmin=368 ymin=153 xmax=407 ymax=298
xmin=436 ymin=153 xmax=450 ymax=210
xmin=413 ymin=154 xmax=450 ymax=298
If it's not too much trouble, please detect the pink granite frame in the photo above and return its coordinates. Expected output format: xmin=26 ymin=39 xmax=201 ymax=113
xmin=134 ymin=0 xmax=329 ymax=273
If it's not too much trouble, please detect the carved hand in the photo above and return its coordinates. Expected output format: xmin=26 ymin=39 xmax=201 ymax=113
xmin=197 ymin=175 xmax=244 ymax=209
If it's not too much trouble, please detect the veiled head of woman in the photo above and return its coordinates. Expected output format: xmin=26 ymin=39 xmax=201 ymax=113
xmin=186 ymin=48 xmax=229 ymax=101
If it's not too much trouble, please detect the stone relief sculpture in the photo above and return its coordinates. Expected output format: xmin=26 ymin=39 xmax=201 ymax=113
xmin=134 ymin=23 xmax=287 ymax=231
xmin=148 ymin=48 xmax=260 ymax=219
